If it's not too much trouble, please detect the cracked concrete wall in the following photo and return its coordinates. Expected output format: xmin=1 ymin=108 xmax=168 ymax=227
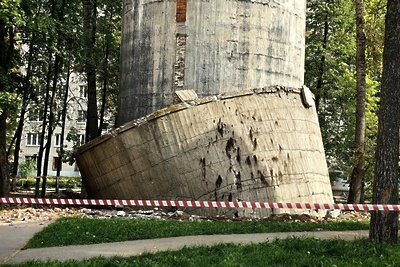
xmin=77 ymin=0 xmax=334 ymax=217
xmin=77 ymin=87 xmax=333 ymax=217
xmin=117 ymin=0 xmax=306 ymax=125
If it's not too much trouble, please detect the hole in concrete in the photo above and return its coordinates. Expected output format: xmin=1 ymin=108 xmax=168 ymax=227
xmin=236 ymin=147 xmax=241 ymax=163
xmin=245 ymin=156 xmax=251 ymax=166
xmin=235 ymin=171 xmax=242 ymax=191
xmin=278 ymin=171 xmax=283 ymax=181
xmin=249 ymin=127 xmax=253 ymax=140
xmin=216 ymin=175 xmax=223 ymax=189
xmin=259 ymin=171 xmax=268 ymax=186
xmin=253 ymin=138 xmax=257 ymax=150
xmin=217 ymin=118 xmax=224 ymax=137
xmin=225 ymin=137 xmax=235 ymax=158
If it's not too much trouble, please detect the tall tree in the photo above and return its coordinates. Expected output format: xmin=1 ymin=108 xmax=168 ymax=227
xmin=348 ymin=0 xmax=367 ymax=204
xmin=306 ymin=0 xmax=382 ymax=193
xmin=56 ymin=55 xmax=72 ymax=194
xmin=0 ymin=0 xmax=23 ymax=196
xmin=97 ymin=0 xmax=122 ymax=134
xmin=35 ymin=55 xmax=53 ymax=197
xmin=82 ymin=0 xmax=99 ymax=142
xmin=369 ymin=0 xmax=400 ymax=244
xmin=0 ymin=111 xmax=9 ymax=196
xmin=41 ymin=0 xmax=68 ymax=197
xmin=306 ymin=0 xmax=358 ymax=176
xmin=11 ymin=38 xmax=34 ymax=191
xmin=32 ymin=0 xmax=59 ymax=196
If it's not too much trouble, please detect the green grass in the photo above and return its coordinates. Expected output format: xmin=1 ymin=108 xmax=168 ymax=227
xmin=5 ymin=238 xmax=400 ymax=267
xmin=25 ymin=216 xmax=369 ymax=248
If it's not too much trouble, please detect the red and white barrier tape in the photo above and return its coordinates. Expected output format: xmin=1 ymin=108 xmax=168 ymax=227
xmin=0 ymin=197 xmax=399 ymax=212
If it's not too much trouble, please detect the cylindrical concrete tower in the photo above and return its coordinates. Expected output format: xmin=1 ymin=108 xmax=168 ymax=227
xmin=77 ymin=0 xmax=334 ymax=217
xmin=118 ymin=0 xmax=306 ymax=125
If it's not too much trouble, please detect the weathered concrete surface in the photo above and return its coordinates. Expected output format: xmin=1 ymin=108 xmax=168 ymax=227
xmin=8 ymin=231 xmax=369 ymax=263
xmin=84 ymin=0 xmax=331 ymax=216
xmin=118 ymin=0 xmax=306 ymax=124
xmin=0 ymin=222 xmax=47 ymax=263
xmin=76 ymin=87 xmax=333 ymax=217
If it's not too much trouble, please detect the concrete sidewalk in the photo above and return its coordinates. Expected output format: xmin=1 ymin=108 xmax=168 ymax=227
xmin=3 ymin=230 xmax=369 ymax=264
xmin=0 ymin=222 xmax=48 ymax=264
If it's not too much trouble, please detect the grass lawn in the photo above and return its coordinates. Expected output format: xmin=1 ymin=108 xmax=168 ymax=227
xmin=25 ymin=217 xmax=369 ymax=248
xmin=5 ymin=238 xmax=400 ymax=267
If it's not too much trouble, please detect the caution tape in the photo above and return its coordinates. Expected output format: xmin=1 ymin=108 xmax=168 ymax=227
xmin=0 ymin=197 xmax=399 ymax=212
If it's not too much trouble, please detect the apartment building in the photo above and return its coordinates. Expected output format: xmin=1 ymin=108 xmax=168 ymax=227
xmin=20 ymin=72 xmax=88 ymax=177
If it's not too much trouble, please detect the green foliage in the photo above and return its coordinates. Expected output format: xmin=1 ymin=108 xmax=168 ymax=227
xmin=0 ymin=0 xmax=24 ymax=26
xmin=306 ymin=0 xmax=356 ymax=175
xmin=363 ymin=76 xmax=379 ymax=187
xmin=96 ymin=0 xmax=122 ymax=127
xmin=25 ymin=217 xmax=368 ymax=248
xmin=364 ymin=0 xmax=386 ymax=80
xmin=18 ymin=160 xmax=36 ymax=178
xmin=16 ymin=177 xmax=81 ymax=189
xmin=305 ymin=0 xmax=382 ymax=191
xmin=0 ymin=92 xmax=19 ymax=114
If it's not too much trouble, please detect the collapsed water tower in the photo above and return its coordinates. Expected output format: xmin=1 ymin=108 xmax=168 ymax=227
xmin=76 ymin=0 xmax=334 ymax=217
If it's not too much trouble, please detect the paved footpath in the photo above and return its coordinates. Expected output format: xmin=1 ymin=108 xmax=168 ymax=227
xmin=0 ymin=224 xmax=370 ymax=264
xmin=0 ymin=222 xmax=48 ymax=264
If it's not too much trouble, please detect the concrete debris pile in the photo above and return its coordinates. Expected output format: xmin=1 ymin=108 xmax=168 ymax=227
xmin=1 ymin=207 xmax=370 ymax=225
xmin=0 ymin=207 xmax=80 ymax=224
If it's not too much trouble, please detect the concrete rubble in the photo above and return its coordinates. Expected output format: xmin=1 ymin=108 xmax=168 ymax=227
xmin=0 ymin=206 xmax=370 ymax=225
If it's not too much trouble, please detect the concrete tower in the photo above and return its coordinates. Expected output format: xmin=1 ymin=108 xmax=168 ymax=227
xmin=77 ymin=0 xmax=334 ymax=217
xmin=118 ymin=0 xmax=306 ymax=125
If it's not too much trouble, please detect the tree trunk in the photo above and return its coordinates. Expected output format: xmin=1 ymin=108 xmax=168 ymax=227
xmin=10 ymin=90 xmax=29 ymax=192
xmin=10 ymin=37 xmax=35 ymax=191
xmin=35 ymin=59 xmax=52 ymax=197
xmin=0 ymin=112 xmax=10 ymax=197
xmin=56 ymin=55 xmax=71 ymax=194
xmin=99 ymin=32 xmax=110 ymax=136
xmin=348 ymin=0 xmax=367 ymax=204
xmin=41 ymin=55 xmax=61 ymax=197
xmin=82 ymin=0 xmax=99 ymax=142
xmin=0 ymin=9 xmax=16 ymax=197
xmin=369 ymin=0 xmax=400 ymax=244
xmin=41 ymin=0 xmax=67 ymax=197
xmin=315 ymin=14 xmax=329 ymax=112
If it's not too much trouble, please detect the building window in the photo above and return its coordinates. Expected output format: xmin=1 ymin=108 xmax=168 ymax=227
xmin=79 ymin=85 xmax=87 ymax=98
xmin=54 ymin=134 xmax=61 ymax=147
xmin=26 ymin=133 xmax=41 ymax=146
xmin=77 ymin=110 xmax=87 ymax=123
xmin=76 ymin=134 xmax=85 ymax=146
xmin=28 ymin=110 xmax=44 ymax=122
xmin=52 ymin=157 xmax=62 ymax=171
